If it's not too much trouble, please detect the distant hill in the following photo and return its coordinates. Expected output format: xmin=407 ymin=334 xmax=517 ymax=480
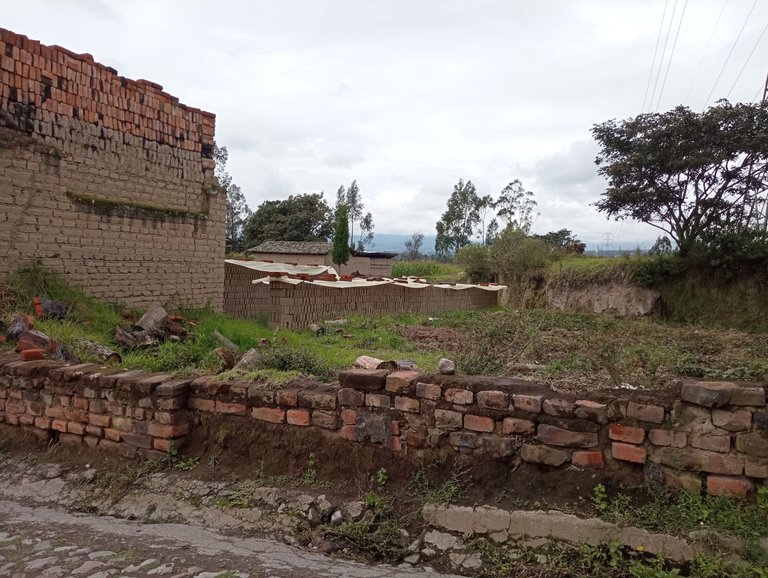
xmin=369 ymin=233 xmax=438 ymax=255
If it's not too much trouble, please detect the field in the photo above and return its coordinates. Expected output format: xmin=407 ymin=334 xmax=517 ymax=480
xmin=2 ymin=265 xmax=767 ymax=392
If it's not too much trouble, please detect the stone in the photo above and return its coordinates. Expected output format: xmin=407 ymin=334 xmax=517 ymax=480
xmin=648 ymin=429 xmax=687 ymax=448
xmin=251 ymin=407 xmax=285 ymax=424
xmin=423 ymin=529 xmax=460 ymax=550
xmin=706 ymin=476 xmax=753 ymax=498
xmin=626 ymin=402 xmax=665 ymax=424
xmin=286 ymin=409 xmax=310 ymax=426
xmin=477 ymin=390 xmax=508 ymax=409
xmin=611 ymin=442 xmax=647 ymax=463
xmin=574 ymin=400 xmax=607 ymax=423
xmin=434 ymin=409 xmax=463 ymax=431
xmin=542 ymin=398 xmax=575 ymax=417
xmin=422 ymin=504 xmax=475 ymax=533
xmin=744 ymin=457 xmax=768 ymax=478
xmin=364 ymin=393 xmax=391 ymax=408
xmin=416 ymin=382 xmax=441 ymax=400
xmin=448 ymin=431 xmax=478 ymax=450
xmin=394 ymin=396 xmax=420 ymax=413
xmin=385 ymin=371 xmax=420 ymax=394
xmin=650 ymin=446 xmax=744 ymax=475
xmin=520 ymin=443 xmax=570 ymax=466
xmin=438 ymin=358 xmax=455 ymax=375
xmin=660 ymin=467 xmax=702 ymax=493
xmin=689 ymin=433 xmax=730 ymax=453
xmin=513 ymin=393 xmax=544 ymax=414
xmin=729 ymin=386 xmax=766 ymax=407
xmin=404 ymin=553 xmax=421 ymax=565
xmin=608 ymin=424 xmax=645 ymax=444
xmin=537 ymin=424 xmax=598 ymax=448
xmin=337 ymin=388 xmax=365 ymax=406
xmin=735 ymin=432 xmax=768 ymax=458
xmin=444 ymin=388 xmax=473 ymax=404
xmin=674 ymin=404 xmax=715 ymax=434
xmin=681 ymin=381 xmax=734 ymax=408
xmin=711 ymin=409 xmax=752 ymax=432
xmin=502 ymin=417 xmax=535 ymax=436
xmin=338 ymin=369 xmax=388 ymax=391
xmin=754 ymin=412 xmax=768 ymax=430
xmin=330 ymin=510 xmax=344 ymax=526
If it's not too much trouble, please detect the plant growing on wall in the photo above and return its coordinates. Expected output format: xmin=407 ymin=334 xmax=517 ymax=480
xmin=332 ymin=205 xmax=351 ymax=268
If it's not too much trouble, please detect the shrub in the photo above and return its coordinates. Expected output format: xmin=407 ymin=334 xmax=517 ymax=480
xmin=489 ymin=228 xmax=555 ymax=283
xmin=455 ymin=244 xmax=495 ymax=283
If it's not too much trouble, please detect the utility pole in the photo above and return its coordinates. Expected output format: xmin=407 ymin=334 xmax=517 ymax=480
xmin=763 ymin=72 xmax=768 ymax=103
xmin=602 ymin=232 xmax=613 ymax=255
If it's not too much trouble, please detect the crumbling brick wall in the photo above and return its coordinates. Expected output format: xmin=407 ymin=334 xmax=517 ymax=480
xmin=1 ymin=352 xmax=766 ymax=498
xmin=0 ymin=28 xmax=224 ymax=310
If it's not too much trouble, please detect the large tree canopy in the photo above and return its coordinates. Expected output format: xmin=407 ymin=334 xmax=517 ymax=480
xmin=242 ymin=193 xmax=334 ymax=249
xmin=215 ymin=145 xmax=251 ymax=253
xmin=435 ymin=179 xmax=481 ymax=257
xmin=592 ymin=101 xmax=768 ymax=254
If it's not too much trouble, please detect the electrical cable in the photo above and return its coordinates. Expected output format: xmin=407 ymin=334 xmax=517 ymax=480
xmin=685 ymin=0 xmax=727 ymax=102
xmin=643 ymin=0 xmax=671 ymax=112
xmin=655 ymin=0 xmax=689 ymax=111
xmin=725 ymin=18 xmax=768 ymax=99
xmin=703 ymin=0 xmax=759 ymax=108
xmin=649 ymin=0 xmax=680 ymax=112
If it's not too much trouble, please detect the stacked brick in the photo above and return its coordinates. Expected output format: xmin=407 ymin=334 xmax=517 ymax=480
xmin=264 ymin=283 xmax=500 ymax=329
xmin=223 ymin=262 xmax=273 ymax=319
xmin=0 ymin=27 xmax=224 ymax=310
xmin=2 ymin=351 xmax=766 ymax=498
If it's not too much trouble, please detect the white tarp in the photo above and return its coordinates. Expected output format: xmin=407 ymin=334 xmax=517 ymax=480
xmin=226 ymin=259 xmax=337 ymax=277
xmin=251 ymin=275 xmax=505 ymax=292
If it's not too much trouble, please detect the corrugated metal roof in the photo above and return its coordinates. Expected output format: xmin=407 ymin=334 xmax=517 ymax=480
xmin=246 ymin=240 xmax=332 ymax=255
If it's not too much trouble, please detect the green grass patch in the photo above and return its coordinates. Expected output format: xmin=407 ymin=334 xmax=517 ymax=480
xmin=391 ymin=260 xmax=463 ymax=282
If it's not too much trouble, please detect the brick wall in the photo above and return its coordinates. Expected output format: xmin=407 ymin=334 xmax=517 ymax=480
xmin=223 ymin=262 xmax=272 ymax=319
xmin=2 ymin=352 xmax=766 ymax=497
xmin=0 ymin=27 xmax=224 ymax=310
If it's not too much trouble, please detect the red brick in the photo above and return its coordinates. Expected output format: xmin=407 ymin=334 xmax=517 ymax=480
xmin=572 ymin=450 xmax=605 ymax=468
xmin=130 ymin=407 xmax=146 ymax=420
xmin=84 ymin=436 xmax=100 ymax=448
xmin=153 ymin=410 xmax=186 ymax=425
xmin=251 ymin=407 xmax=285 ymax=424
xmin=67 ymin=421 xmax=86 ymax=435
xmin=477 ymin=390 xmax=508 ymax=409
xmin=464 ymin=414 xmax=494 ymax=433
xmin=574 ymin=400 xmax=608 ymax=423
xmin=444 ymin=388 xmax=473 ymax=405
xmin=4 ymin=414 xmax=19 ymax=425
xmin=648 ymin=429 xmax=686 ymax=447
xmin=34 ymin=416 xmax=51 ymax=430
xmin=155 ymin=396 xmax=186 ymax=411
xmin=389 ymin=420 xmax=400 ymax=436
xmin=89 ymin=399 xmax=107 ymax=413
xmin=287 ymin=409 xmax=310 ymax=426
xmin=627 ymin=402 xmax=665 ymax=424
xmin=394 ymin=396 xmax=420 ymax=413
xmin=435 ymin=409 xmax=463 ymax=430
xmin=19 ymin=414 xmax=34 ymax=426
xmin=340 ymin=425 xmax=358 ymax=441
xmin=85 ymin=424 xmax=103 ymax=437
xmin=385 ymin=370 xmax=420 ymax=394
xmin=312 ymin=410 xmax=338 ymax=430
xmin=341 ymin=409 xmax=357 ymax=426
xmin=148 ymin=422 xmax=189 ymax=438
xmin=215 ymin=401 xmax=246 ymax=415
xmin=542 ymin=398 xmax=575 ymax=417
xmin=51 ymin=419 xmax=67 ymax=432
xmin=538 ymin=424 xmax=598 ymax=448
xmin=153 ymin=437 xmax=187 ymax=452
xmin=73 ymin=397 xmax=89 ymax=410
xmin=690 ymin=433 xmax=730 ymax=453
xmin=415 ymin=382 xmax=441 ymax=400
xmin=706 ymin=475 xmax=753 ymax=498
xmin=104 ymin=428 xmax=121 ymax=442
xmin=189 ymin=398 xmax=215 ymax=412
xmin=276 ymin=390 xmax=298 ymax=406
xmin=609 ymin=424 xmax=645 ymax=444
xmin=681 ymin=381 xmax=734 ymax=408
xmin=711 ymin=409 xmax=752 ymax=432
xmin=502 ymin=417 xmax=535 ymax=435
xmin=661 ymin=467 xmax=702 ymax=493
xmin=389 ymin=436 xmax=402 ymax=452
xmin=611 ymin=442 xmax=647 ymax=464
xmin=20 ymin=349 xmax=45 ymax=361
xmin=512 ymin=394 xmax=543 ymax=414
xmin=338 ymin=388 xmax=365 ymax=406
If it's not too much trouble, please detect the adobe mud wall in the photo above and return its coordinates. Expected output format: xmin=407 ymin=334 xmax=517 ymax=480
xmin=1 ymin=352 xmax=766 ymax=498
xmin=0 ymin=28 xmax=224 ymax=310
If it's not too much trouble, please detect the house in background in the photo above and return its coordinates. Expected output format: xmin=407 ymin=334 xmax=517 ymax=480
xmin=245 ymin=240 xmax=397 ymax=277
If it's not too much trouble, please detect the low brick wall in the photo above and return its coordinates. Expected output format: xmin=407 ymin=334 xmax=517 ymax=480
xmin=1 ymin=352 xmax=766 ymax=496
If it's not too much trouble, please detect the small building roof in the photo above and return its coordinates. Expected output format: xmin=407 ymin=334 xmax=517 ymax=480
xmin=350 ymin=249 xmax=399 ymax=259
xmin=246 ymin=240 xmax=332 ymax=255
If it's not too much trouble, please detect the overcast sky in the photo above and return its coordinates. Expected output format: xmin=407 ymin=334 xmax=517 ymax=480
xmin=5 ymin=0 xmax=768 ymax=249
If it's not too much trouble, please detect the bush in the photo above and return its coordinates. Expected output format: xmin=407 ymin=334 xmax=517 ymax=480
xmin=629 ymin=255 xmax=685 ymax=287
xmin=455 ymin=244 xmax=494 ymax=283
xmin=489 ymin=228 xmax=555 ymax=283
xmin=688 ymin=228 xmax=768 ymax=278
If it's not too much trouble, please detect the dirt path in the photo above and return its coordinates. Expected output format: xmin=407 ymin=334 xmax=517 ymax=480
xmin=0 ymin=499 xmax=457 ymax=578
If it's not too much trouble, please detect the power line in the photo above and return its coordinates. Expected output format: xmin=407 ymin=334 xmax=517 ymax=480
xmin=649 ymin=0 xmax=680 ymax=113
xmin=685 ymin=0 xmax=727 ymax=103
xmin=703 ymin=0 xmax=759 ymax=109
xmin=655 ymin=0 xmax=689 ymax=111
xmin=642 ymin=0 xmax=671 ymax=112
xmin=726 ymin=19 xmax=768 ymax=99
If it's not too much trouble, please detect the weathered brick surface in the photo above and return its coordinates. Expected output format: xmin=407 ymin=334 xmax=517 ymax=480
xmin=537 ymin=424 xmax=598 ymax=448
xmin=626 ymin=402 xmax=665 ymax=424
xmin=0 ymin=28 xmax=223 ymax=310
xmin=572 ymin=450 xmax=605 ymax=468
xmin=502 ymin=417 xmax=535 ymax=436
xmin=681 ymin=381 xmax=734 ymax=408
xmin=611 ymin=442 xmax=647 ymax=463
xmin=608 ymin=424 xmax=645 ymax=444
xmin=706 ymin=476 xmax=753 ymax=498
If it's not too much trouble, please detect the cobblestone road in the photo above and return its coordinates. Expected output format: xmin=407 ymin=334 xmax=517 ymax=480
xmin=0 ymin=500 xmax=456 ymax=578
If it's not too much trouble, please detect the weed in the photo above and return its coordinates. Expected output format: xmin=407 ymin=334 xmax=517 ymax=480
xmin=374 ymin=467 xmax=388 ymax=488
xmin=593 ymin=483 xmax=609 ymax=514
xmin=628 ymin=554 xmax=681 ymax=578
xmin=0 ymin=450 xmax=8 ymax=462
xmin=302 ymin=453 xmax=318 ymax=485
xmin=168 ymin=447 xmax=199 ymax=471
xmin=411 ymin=464 xmax=469 ymax=504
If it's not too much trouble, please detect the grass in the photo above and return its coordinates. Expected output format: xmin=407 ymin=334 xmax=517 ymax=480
xmin=391 ymin=260 xmax=464 ymax=282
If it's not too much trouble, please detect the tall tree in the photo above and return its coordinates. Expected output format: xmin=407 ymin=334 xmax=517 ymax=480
xmin=336 ymin=180 xmax=375 ymax=250
xmin=242 ymin=193 xmax=333 ymax=249
xmin=214 ymin=144 xmax=251 ymax=253
xmin=332 ymin=205 xmax=350 ymax=268
xmin=435 ymin=179 xmax=481 ymax=258
xmin=401 ymin=233 xmax=425 ymax=260
xmin=534 ymin=229 xmax=585 ymax=253
xmin=476 ymin=194 xmax=496 ymax=245
xmin=494 ymin=179 xmax=538 ymax=233
xmin=592 ymin=101 xmax=768 ymax=255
